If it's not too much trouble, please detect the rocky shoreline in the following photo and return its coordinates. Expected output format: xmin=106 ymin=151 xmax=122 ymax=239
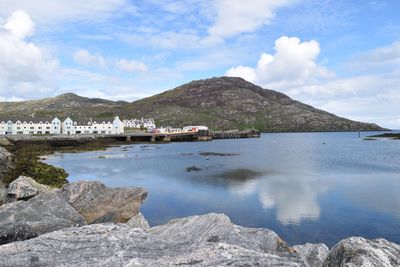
xmin=1 ymin=142 xmax=400 ymax=266
xmin=0 ymin=176 xmax=398 ymax=266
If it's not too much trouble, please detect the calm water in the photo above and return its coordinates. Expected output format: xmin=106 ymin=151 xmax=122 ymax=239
xmin=44 ymin=132 xmax=400 ymax=247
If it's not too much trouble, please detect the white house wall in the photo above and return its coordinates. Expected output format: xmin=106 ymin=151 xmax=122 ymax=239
xmin=1 ymin=116 xmax=126 ymax=135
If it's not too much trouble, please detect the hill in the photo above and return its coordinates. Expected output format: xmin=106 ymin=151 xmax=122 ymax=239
xmin=0 ymin=93 xmax=128 ymax=120
xmin=0 ymin=77 xmax=384 ymax=132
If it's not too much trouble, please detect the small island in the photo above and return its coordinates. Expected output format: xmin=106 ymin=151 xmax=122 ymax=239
xmin=367 ymin=133 xmax=400 ymax=140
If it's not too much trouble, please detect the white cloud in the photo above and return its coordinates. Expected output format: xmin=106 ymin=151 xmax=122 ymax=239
xmin=226 ymin=36 xmax=333 ymax=90
xmin=4 ymin=10 xmax=34 ymax=39
xmin=350 ymin=41 xmax=400 ymax=70
xmin=0 ymin=10 xmax=58 ymax=98
xmin=120 ymin=31 xmax=205 ymax=50
xmin=226 ymin=36 xmax=400 ymax=129
xmin=209 ymin=0 xmax=295 ymax=39
xmin=0 ymin=0 xmax=131 ymax=24
xmin=73 ymin=49 xmax=107 ymax=68
xmin=116 ymin=59 xmax=147 ymax=72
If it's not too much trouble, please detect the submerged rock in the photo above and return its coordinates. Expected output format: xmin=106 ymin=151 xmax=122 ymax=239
xmin=59 ymin=181 xmax=147 ymax=224
xmin=294 ymin=243 xmax=329 ymax=267
xmin=0 ymin=192 xmax=86 ymax=245
xmin=127 ymin=212 xmax=150 ymax=229
xmin=323 ymin=237 xmax=400 ymax=266
xmin=7 ymin=175 xmax=52 ymax=201
xmin=186 ymin=165 xmax=202 ymax=172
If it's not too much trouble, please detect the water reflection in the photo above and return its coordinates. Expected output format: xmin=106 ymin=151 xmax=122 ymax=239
xmin=44 ymin=132 xmax=400 ymax=246
xmin=226 ymin=170 xmax=331 ymax=225
xmin=340 ymin=174 xmax=400 ymax=218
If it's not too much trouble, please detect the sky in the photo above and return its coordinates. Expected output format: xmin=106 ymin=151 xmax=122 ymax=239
xmin=0 ymin=0 xmax=399 ymax=129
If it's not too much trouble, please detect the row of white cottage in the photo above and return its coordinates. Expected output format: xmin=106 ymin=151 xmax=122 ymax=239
xmin=0 ymin=116 xmax=155 ymax=135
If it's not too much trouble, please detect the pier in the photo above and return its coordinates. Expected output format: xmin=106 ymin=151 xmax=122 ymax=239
xmin=2 ymin=129 xmax=261 ymax=145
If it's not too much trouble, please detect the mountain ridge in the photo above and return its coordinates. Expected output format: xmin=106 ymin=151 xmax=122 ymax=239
xmin=0 ymin=77 xmax=385 ymax=132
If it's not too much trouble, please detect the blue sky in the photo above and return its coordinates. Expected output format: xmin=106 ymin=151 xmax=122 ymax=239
xmin=0 ymin=0 xmax=399 ymax=128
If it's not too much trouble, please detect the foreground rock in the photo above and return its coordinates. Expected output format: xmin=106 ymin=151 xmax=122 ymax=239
xmin=0 ymin=181 xmax=6 ymax=206
xmin=0 ymin=137 xmax=13 ymax=146
xmin=294 ymin=243 xmax=329 ymax=267
xmin=7 ymin=175 xmax=52 ymax=201
xmin=323 ymin=237 xmax=400 ymax=266
xmin=0 ymin=214 xmax=313 ymax=266
xmin=0 ymin=192 xmax=86 ymax=245
xmin=59 ymin=181 xmax=147 ymax=224
xmin=127 ymin=212 xmax=150 ymax=229
xmin=150 ymin=213 xmax=291 ymax=255
xmin=0 ymin=147 xmax=12 ymax=180
xmin=0 ymin=212 xmax=399 ymax=266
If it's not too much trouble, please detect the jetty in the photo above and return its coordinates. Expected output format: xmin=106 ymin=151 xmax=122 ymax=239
xmin=2 ymin=129 xmax=261 ymax=144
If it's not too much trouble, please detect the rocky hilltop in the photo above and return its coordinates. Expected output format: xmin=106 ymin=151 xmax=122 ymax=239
xmin=128 ymin=77 xmax=383 ymax=132
xmin=0 ymin=77 xmax=384 ymax=132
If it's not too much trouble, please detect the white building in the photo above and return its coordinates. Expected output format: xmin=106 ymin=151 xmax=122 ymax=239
xmin=0 ymin=117 xmax=61 ymax=135
xmin=182 ymin=126 xmax=209 ymax=132
xmin=123 ymin=118 xmax=156 ymax=130
xmin=62 ymin=116 xmax=124 ymax=135
xmin=155 ymin=127 xmax=183 ymax=134
xmin=0 ymin=116 xmax=124 ymax=135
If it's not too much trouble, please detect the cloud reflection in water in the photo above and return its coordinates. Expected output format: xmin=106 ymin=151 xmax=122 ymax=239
xmin=227 ymin=170 xmax=331 ymax=225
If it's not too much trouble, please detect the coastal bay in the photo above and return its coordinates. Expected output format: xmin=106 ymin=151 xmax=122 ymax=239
xmin=43 ymin=131 xmax=400 ymax=248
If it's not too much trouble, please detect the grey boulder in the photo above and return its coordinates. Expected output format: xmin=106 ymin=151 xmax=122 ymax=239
xmin=0 ymin=192 xmax=86 ymax=245
xmin=323 ymin=237 xmax=400 ymax=266
xmin=149 ymin=213 xmax=292 ymax=255
xmin=7 ymin=175 xmax=52 ymax=201
xmin=127 ymin=212 xmax=150 ymax=229
xmin=0 ymin=181 xmax=6 ymax=206
xmin=294 ymin=243 xmax=329 ymax=267
xmin=0 ymin=146 xmax=12 ymax=180
xmin=0 ymin=221 xmax=308 ymax=266
xmin=59 ymin=181 xmax=147 ymax=224
xmin=0 ymin=137 xmax=13 ymax=146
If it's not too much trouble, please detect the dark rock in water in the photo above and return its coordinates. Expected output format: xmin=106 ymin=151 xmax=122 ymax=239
xmin=200 ymin=152 xmax=239 ymax=157
xmin=0 ymin=192 xmax=86 ymax=245
xmin=186 ymin=166 xmax=202 ymax=172
xmin=0 ymin=147 xmax=12 ymax=181
xmin=59 ymin=181 xmax=147 ymax=224
xmin=293 ymin=243 xmax=329 ymax=267
xmin=7 ymin=175 xmax=52 ymax=201
xmin=214 ymin=168 xmax=263 ymax=181
xmin=323 ymin=237 xmax=400 ymax=266
xmin=127 ymin=212 xmax=150 ymax=229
